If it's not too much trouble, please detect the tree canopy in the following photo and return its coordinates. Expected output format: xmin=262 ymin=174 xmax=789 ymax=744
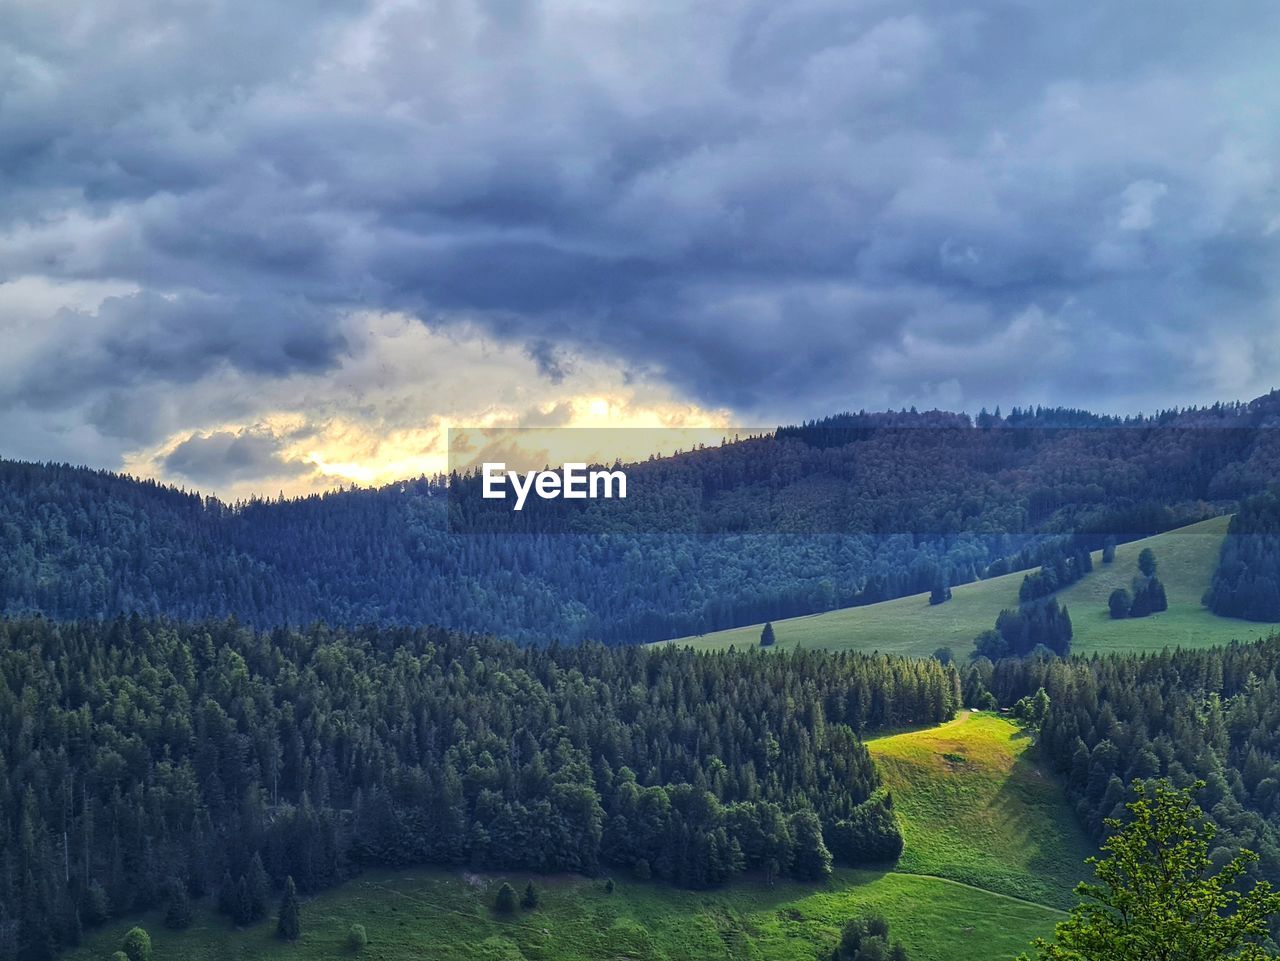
xmin=0 ymin=616 xmax=948 ymax=957
xmin=1024 ymin=781 xmax=1280 ymax=961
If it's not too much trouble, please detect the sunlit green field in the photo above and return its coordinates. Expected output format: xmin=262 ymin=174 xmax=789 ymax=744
xmin=868 ymin=712 xmax=1094 ymax=910
xmin=675 ymin=516 xmax=1280 ymax=657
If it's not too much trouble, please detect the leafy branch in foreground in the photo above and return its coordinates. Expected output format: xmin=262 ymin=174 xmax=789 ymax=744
xmin=1023 ymin=780 xmax=1280 ymax=961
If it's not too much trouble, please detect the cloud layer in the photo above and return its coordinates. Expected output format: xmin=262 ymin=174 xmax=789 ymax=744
xmin=3 ymin=0 xmax=1280 ymax=493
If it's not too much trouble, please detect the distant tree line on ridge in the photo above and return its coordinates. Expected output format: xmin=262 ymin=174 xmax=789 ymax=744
xmin=7 ymin=391 xmax=1280 ymax=645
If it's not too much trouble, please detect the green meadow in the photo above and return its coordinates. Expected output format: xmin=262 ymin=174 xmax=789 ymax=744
xmin=68 ymin=868 xmax=1060 ymax=961
xmin=867 ymin=713 xmax=1094 ymax=910
xmin=677 ymin=515 xmax=1280 ymax=657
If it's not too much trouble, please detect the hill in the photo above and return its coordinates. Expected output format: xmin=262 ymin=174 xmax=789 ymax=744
xmin=678 ymin=516 xmax=1280 ymax=657
xmin=65 ymin=867 xmax=1062 ymax=961
xmin=67 ymin=712 xmax=1082 ymax=961
xmin=866 ymin=713 xmax=1094 ymax=909
xmin=5 ymin=392 xmax=1280 ymax=644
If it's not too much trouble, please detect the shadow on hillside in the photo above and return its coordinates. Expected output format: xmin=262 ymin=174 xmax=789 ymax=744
xmin=987 ymin=750 xmax=1094 ymax=910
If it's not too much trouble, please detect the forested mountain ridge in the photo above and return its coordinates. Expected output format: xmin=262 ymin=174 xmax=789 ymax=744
xmin=3 ymin=393 xmax=1280 ymax=644
xmin=0 ymin=615 xmax=957 ymax=957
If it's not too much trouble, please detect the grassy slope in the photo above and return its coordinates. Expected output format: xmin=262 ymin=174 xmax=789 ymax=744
xmin=68 ymin=869 xmax=1059 ymax=961
xmin=867 ymin=713 xmax=1094 ymax=910
xmin=70 ymin=715 xmax=1078 ymax=961
xmin=678 ymin=516 xmax=1280 ymax=657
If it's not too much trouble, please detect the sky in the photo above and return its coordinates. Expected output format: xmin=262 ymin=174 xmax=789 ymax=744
xmin=2 ymin=0 xmax=1279 ymax=499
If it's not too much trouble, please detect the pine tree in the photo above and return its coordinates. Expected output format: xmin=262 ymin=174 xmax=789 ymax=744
xmin=1107 ymin=588 xmax=1131 ymax=620
xmin=234 ymin=876 xmax=254 ymax=926
xmin=1102 ymin=537 xmax=1116 ymax=564
xmin=247 ymin=854 xmax=270 ymax=921
xmin=217 ymin=870 xmax=237 ymax=917
xmin=760 ymin=622 xmax=775 ymax=647
xmin=520 ymin=881 xmax=539 ymax=910
xmin=276 ymin=876 xmax=301 ymax=942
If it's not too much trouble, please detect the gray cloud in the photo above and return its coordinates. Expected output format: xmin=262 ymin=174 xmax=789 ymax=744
xmin=163 ymin=428 xmax=310 ymax=487
xmin=8 ymin=291 xmax=346 ymax=430
xmin=524 ymin=339 xmax=574 ymax=384
xmin=3 ymin=0 xmax=1280 ymax=480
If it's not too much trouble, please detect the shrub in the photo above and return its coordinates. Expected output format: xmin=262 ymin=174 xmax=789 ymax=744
xmin=121 ymin=927 xmax=152 ymax=961
xmin=348 ymin=923 xmax=368 ymax=952
xmin=494 ymin=882 xmax=518 ymax=914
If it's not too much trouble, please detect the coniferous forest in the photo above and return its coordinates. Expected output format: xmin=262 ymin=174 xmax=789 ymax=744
xmin=982 ymin=639 xmax=1280 ymax=882
xmin=1207 ymin=488 xmax=1280 ymax=621
xmin=0 ymin=616 xmax=954 ymax=958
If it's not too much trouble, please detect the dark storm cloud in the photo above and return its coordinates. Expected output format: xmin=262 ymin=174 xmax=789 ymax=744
xmin=163 ymin=428 xmax=309 ymax=487
xmin=4 ymin=0 xmax=1280 ymax=445
xmin=11 ymin=292 xmax=346 ymax=416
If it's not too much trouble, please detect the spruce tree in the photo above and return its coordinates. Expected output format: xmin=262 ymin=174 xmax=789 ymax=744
xmin=1108 ymin=588 xmax=1131 ymax=619
xmin=83 ymin=881 xmax=110 ymax=927
xmin=760 ymin=622 xmax=775 ymax=647
xmin=234 ymin=876 xmax=254 ymax=926
xmin=217 ymin=870 xmax=237 ymax=917
xmin=276 ymin=876 xmax=301 ymax=942
xmin=521 ymin=881 xmax=539 ymax=910
xmin=163 ymin=878 xmax=192 ymax=930
xmin=247 ymin=854 xmax=271 ymax=921
xmin=1138 ymin=548 xmax=1157 ymax=577
xmin=929 ymin=578 xmax=951 ymax=606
